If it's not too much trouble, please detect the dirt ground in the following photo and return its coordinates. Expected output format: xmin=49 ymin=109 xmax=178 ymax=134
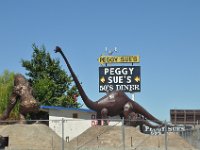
xmin=0 ymin=124 xmax=197 ymax=150
xmin=68 ymin=126 xmax=197 ymax=150
xmin=0 ymin=123 xmax=65 ymax=150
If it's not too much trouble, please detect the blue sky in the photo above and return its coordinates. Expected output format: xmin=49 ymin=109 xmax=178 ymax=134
xmin=0 ymin=1 xmax=200 ymax=121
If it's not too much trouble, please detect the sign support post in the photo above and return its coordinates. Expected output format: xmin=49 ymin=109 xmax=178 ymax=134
xmin=131 ymin=93 xmax=135 ymax=101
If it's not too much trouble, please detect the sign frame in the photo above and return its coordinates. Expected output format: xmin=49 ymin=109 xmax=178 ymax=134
xmin=99 ymin=66 xmax=141 ymax=93
xmin=98 ymin=55 xmax=140 ymax=65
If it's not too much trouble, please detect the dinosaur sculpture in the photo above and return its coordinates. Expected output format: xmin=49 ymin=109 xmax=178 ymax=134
xmin=0 ymin=74 xmax=39 ymax=122
xmin=55 ymin=46 xmax=164 ymax=130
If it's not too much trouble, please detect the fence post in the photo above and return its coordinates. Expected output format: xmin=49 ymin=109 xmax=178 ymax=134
xmin=121 ymin=117 xmax=125 ymax=150
xmin=61 ymin=118 xmax=64 ymax=150
xmin=52 ymin=136 xmax=54 ymax=150
xmin=131 ymin=136 xmax=133 ymax=147
xmin=164 ymin=120 xmax=168 ymax=150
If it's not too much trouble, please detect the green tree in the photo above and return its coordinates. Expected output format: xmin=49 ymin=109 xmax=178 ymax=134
xmin=21 ymin=44 xmax=81 ymax=108
xmin=0 ymin=70 xmax=19 ymax=119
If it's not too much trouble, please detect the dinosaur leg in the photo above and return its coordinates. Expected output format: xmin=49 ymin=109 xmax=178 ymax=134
xmin=123 ymin=102 xmax=133 ymax=125
xmin=128 ymin=112 xmax=163 ymax=132
xmin=97 ymin=112 xmax=102 ymax=125
xmin=19 ymin=113 xmax=26 ymax=124
xmin=101 ymin=108 xmax=108 ymax=125
xmin=127 ymin=112 xmax=138 ymax=126
xmin=0 ymin=92 xmax=18 ymax=120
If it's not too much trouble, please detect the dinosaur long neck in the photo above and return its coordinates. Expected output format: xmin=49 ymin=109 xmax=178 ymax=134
xmin=59 ymin=51 xmax=96 ymax=110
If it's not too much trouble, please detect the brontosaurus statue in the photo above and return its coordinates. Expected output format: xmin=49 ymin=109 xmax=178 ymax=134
xmin=0 ymin=74 xmax=39 ymax=122
xmin=55 ymin=46 xmax=164 ymax=130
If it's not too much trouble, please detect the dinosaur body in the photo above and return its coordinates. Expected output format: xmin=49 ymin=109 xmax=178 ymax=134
xmin=0 ymin=74 xmax=39 ymax=121
xmin=55 ymin=46 xmax=163 ymax=130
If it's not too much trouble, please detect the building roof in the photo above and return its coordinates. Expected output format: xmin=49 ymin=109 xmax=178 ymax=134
xmin=170 ymin=109 xmax=200 ymax=111
xmin=40 ymin=105 xmax=96 ymax=113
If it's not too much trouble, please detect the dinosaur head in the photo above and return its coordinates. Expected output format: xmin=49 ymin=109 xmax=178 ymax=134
xmin=54 ymin=46 xmax=62 ymax=53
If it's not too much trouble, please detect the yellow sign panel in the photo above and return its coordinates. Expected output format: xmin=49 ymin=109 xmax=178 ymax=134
xmin=98 ymin=56 xmax=140 ymax=65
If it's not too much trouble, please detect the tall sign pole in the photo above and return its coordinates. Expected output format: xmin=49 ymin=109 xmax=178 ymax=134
xmin=132 ymin=93 xmax=135 ymax=101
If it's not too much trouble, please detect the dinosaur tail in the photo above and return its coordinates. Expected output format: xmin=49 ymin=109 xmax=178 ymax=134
xmin=132 ymin=101 xmax=163 ymax=125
